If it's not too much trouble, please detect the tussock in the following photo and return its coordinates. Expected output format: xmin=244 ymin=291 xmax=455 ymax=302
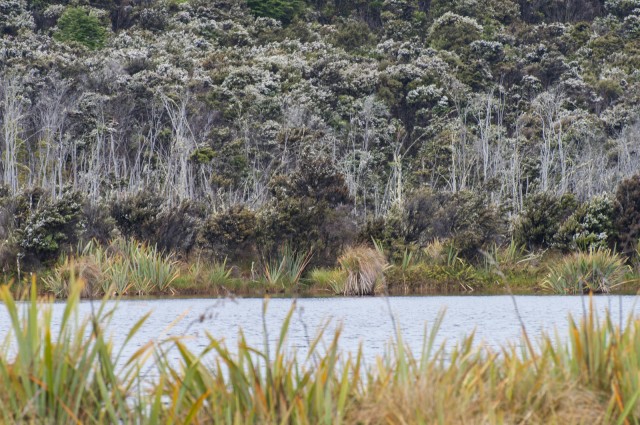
xmin=338 ymin=245 xmax=387 ymax=295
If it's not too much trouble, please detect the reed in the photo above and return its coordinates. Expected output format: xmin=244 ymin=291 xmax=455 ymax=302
xmin=0 ymin=278 xmax=151 ymax=424
xmin=3 ymin=280 xmax=640 ymax=424
xmin=262 ymin=245 xmax=313 ymax=289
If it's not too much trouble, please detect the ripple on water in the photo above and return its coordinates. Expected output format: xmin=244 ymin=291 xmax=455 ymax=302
xmin=0 ymin=295 xmax=638 ymax=368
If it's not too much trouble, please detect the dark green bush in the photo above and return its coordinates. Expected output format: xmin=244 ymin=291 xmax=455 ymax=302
xmin=54 ymin=7 xmax=108 ymax=50
xmin=428 ymin=12 xmax=483 ymax=52
xmin=614 ymin=174 xmax=640 ymax=257
xmin=154 ymin=201 xmax=206 ymax=255
xmin=246 ymin=0 xmax=304 ymax=24
xmin=259 ymin=157 xmax=355 ymax=265
xmin=401 ymin=189 xmax=506 ymax=261
xmin=110 ymin=192 xmax=163 ymax=241
xmin=514 ymin=192 xmax=578 ymax=250
xmin=199 ymin=205 xmax=257 ymax=260
xmin=332 ymin=20 xmax=376 ymax=51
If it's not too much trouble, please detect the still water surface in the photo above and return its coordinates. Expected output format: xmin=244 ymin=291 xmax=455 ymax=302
xmin=2 ymin=295 xmax=640 ymax=365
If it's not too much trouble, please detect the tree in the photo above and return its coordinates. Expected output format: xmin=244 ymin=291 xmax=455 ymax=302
xmin=54 ymin=7 xmax=108 ymax=50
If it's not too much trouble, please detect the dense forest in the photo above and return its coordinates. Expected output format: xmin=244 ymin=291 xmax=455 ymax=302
xmin=2 ymin=0 xmax=640 ymax=273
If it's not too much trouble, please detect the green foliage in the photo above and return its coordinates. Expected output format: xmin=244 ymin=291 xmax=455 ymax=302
xmin=542 ymin=249 xmax=629 ymax=294
xmin=246 ymin=0 xmax=304 ymax=24
xmin=614 ymin=174 xmax=640 ymax=257
xmin=0 ymin=281 xmax=147 ymax=424
xmin=199 ymin=205 xmax=257 ymax=260
xmin=18 ymin=190 xmax=85 ymax=264
xmin=428 ymin=12 xmax=483 ymax=52
xmin=261 ymin=244 xmax=313 ymax=289
xmin=7 ymin=279 xmax=640 ymax=423
xmin=332 ymin=19 xmax=376 ymax=51
xmin=514 ymin=192 xmax=578 ymax=251
xmin=54 ymin=7 xmax=108 ymax=50
xmin=110 ymin=192 xmax=163 ymax=241
xmin=260 ymin=157 xmax=354 ymax=265
xmin=308 ymin=267 xmax=347 ymax=294
xmin=403 ymin=189 xmax=506 ymax=261
xmin=555 ymin=195 xmax=616 ymax=251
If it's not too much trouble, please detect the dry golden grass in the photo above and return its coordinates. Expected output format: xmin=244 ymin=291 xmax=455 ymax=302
xmin=338 ymin=245 xmax=388 ymax=295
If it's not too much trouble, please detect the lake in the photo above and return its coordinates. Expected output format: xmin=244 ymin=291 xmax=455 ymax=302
xmin=1 ymin=295 xmax=639 ymax=366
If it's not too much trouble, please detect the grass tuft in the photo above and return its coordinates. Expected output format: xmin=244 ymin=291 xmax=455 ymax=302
xmin=542 ymin=248 xmax=629 ymax=294
xmin=338 ymin=245 xmax=388 ymax=296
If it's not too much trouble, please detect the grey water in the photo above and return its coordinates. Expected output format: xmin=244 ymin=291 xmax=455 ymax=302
xmin=1 ymin=295 xmax=639 ymax=367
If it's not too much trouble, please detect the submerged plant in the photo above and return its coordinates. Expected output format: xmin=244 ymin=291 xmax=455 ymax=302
xmin=542 ymin=249 xmax=629 ymax=294
xmin=338 ymin=245 xmax=387 ymax=296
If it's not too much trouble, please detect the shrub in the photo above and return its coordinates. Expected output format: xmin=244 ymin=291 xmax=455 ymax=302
xmin=614 ymin=174 xmax=640 ymax=257
xmin=81 ymin=202 xmax=116 ymax=244
xmin=428 ymin=12 xmax=483 ymax=52
xmin=404 ymin=189 xmax=506 ymax=261
xmin=246 ymin=0 xmax=304 ymax=24
xmin=110 ymin=192 xmax=163 ymax=242
xmin=555 ymin=195 xmax=616 ymax=251
xmin=514 ymin=192 xmax=578 ymax=251
xmin=18 ymin=190 xmax=85 ymax=265
xmin=338 ymin=246 xmax=387 ymax=296
xmin=199 ymin=205 xmax=257 ymax=261
xmin=54 ymin=7 xmax=108 ymax=50
xmin=260 ymin=158 xmax=354 ymax=265
xmin=542 ymin=249 xmax=629 ymax=294
xmin=332 ymin=20 xmax=375 ymax=51
xmin=153 ymin=201 xmax=205 ymax=255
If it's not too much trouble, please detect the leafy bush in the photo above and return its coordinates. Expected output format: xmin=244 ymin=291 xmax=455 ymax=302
xmin=404 ymin=189 xmax=506 ymax=261
xmin=428 ymin=12 xmax=483 ymax=52
xmin=153 ymin=201 xmax=205 ymax=255
xmin=110 ymin=192 xmax=163 ymax=242
xmin=259 ymin=158 xmax=355 ymax=265
xmin=614 ymin=174 xmax=640 ymax=257
xmin=338 ymin=245 xmax=387 ymax=296
xmin=542 ymin=249 xmax=629 ymax=294
xmin=18 ymin=190 xmax=85 ymax=264
xmin=199 ymin=205 xmax=257 ymax=260
xmin=555 ymin=195 xmax=616 ymax=251
xmin=54 ymin=7 xmax=108 ymax=50
xmin=246 ymin=0 xmax=304 ymax=24
xmin=514 ymin=192 xmax=578 ymax=251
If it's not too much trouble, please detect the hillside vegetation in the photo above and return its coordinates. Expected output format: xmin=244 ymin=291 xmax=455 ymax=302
xmin=1 ymin=0 xmax=640 ymax=279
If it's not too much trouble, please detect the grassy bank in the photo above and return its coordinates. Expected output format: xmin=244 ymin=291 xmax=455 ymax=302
xmin=7 ymin=238 xmax=640 ymax=298
xmin=2 ymin=281 xmax=640 ymax=424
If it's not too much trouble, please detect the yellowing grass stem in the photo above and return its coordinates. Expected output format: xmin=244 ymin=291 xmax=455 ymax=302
xmin=2 ymin=280 xmax=640 ymax=424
